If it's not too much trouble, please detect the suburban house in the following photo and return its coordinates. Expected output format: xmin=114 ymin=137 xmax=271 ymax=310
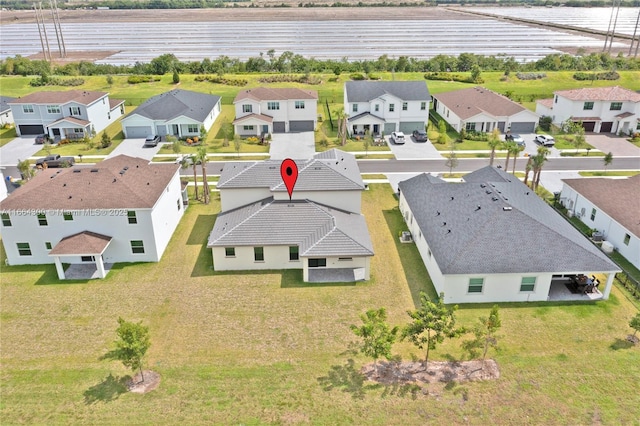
xmin=559 ymin=175 xmax=640 ymax=270
xmin=432 ymin=86 xmax=540 ymax=134
xmin=344 ymin=81 xmax=430 ymax=137
xmin=233 ymin=87 xmax=318 ymax=136
xmin=121 ymin=89 xmax=221 ymax=139
xmin=208 ymin=149 xmax=374 ymax=282
xmin=398 ymin=166 xmax=620 ymax=304
xmin=0 ymin=96 xmax=15 ymax=126
xmin=8 ymin=90 xmax=124 ymax=140
xmin=536 ymin=86 xmax=640 ymax=134
xmin=0 ymin=155 xmax=187 ymax=279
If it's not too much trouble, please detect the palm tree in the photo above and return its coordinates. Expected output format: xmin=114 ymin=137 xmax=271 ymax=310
xmin=531 ymin=147 xmax=550 ymax=190
xmin=190 ymin=154 xmax=199 ymax=201
xmin=504 ymin=140 xmax=517 ymax=171
xmin=487 ymin=129 xmax=501 ymax=167
xmin=17 ymin=159 xmax=35 ymax=181
xmin=196 ymin=146 xmax=210 ymax=204
xmin=523 ymin=156 xmax=533 ymax=186
xmin=509 ymin=143 xmax=522 ymax=174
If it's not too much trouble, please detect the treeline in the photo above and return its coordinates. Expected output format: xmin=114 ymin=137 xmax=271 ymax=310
xmin=2 ymin=51 xmax=640 ymax=78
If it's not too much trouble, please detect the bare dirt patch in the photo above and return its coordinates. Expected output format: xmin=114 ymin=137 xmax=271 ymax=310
xmin=126 ymin=370 xmax=161 ymax=394
xmin=27 ymin=50 xmax=121 ymax=64
xmin=626 ymin=334 xmax=640 ymax=345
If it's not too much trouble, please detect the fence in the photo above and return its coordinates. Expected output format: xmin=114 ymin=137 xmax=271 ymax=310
xmin=325 ymin=99 xmax=334 ymax=131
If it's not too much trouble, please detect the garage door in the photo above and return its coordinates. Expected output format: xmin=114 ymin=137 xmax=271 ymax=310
xmin=600 ymin=122 xmax=613 ymax=133
xmin=509 ymin=122 xmax=536 ymax=133
xmin=289 ymin=120 xmax=314 ymax=132
xmin=582 ymin=121 xmax=596 ymax=132
xmin=125 ymin=126 xmax=153 ymax=138
xmin=384 ymin=123 xmax=396 ymax=135
xmin=399 ymin=122 xmax=425 ymax=134
xmin=19 ymin=124 xmax=45 ymax=135
xmin=273 ymin=122 xmax=286 ymax=133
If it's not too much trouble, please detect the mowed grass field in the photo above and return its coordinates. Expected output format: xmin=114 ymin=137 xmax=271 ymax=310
xmin=1 ymin=184 xmax=639 ymax=425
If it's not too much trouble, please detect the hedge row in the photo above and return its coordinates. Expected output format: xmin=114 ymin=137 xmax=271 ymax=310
xmin=127 ymin=75 xmax=162 ymax=84
xmin=573 ymin=71 xmax=620 ymax=81
xmin=258 ymin=74 xmax=322 ymax=85
xmin=29 ymin=77 xmax=85 ymax=87
xmin=194 ymin=75 xmax=248 ymax=86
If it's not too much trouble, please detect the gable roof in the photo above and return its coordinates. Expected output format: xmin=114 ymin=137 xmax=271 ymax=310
xmin=554 ymin=86 xmax=640 ymax=102
xmin=0 ymin=155 xmax=178 ymax=211
xmin=208 ymin=198 xmax=373 ymax=257
xmin=0 ymin=96 xmax=15 ymax=113
xmin=398 ymin=166 xmax=619 ymax=275
xmin=217 ymin=149 xmax=364 ymax=192
xmin=537 ymin=98 xmax=554 ymax=109
xmin=234 ymin=87 xmax=318 ymax=103
xmin=562 ymin=175 xmax=640 ymax=237
xmin=433 ymin=87 xmax=530 ymax=120
xmin=345 ymin=81 xmax=430 ymax=103
xmin=49 ymin=231 xmax=112 ymax=255
xmin=125 ymin=89 xmax=220 ymax=123
xmin=8 ymin=90 xmax=107 ymax=106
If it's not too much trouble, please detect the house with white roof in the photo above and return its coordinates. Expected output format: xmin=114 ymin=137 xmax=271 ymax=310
xmin=343 ymin=81 xmax=430 ymax=137
xmin=536 ymin=86 xmax=640 ymax=134
xmin=233 ymin=87 xmax=318 ymax=136
xmin=560 ymin=175 xmax=640 ymax=270
xmin=121 ymin=89 xmax=221 ymax=139
xmin=398 ymin=166 xmax=620 ymax=304
xmin=8 ymin=90 xmax=124 ymax=140
xmin=208 ymin=149 xmax=373 ymax=282
xmin=0 ymin=155 xmax=187 ymax=279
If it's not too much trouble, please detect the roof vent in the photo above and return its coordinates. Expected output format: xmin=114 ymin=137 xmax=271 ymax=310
xmin=63 ymin=183 xmax=66 ymax=187
xmin=480 ymin=184 xmax=486 ymax=188
xmin=268 ymin=166 xmax=276 ymax=169
xmin=73 ymin=169 xmax=81 ymax=173
xmin=123 ymin=166 xmax=129 ymax=171
xmin=475 ymin=205 xmax=481 ymax=211
xmin=68 ymin=195 xmax=72 ymax=199
xmin=91 ymin=169 xmax=99 ymax=173
xmin=485 ymin=190 xmax=492 ymax=194
xmin=113 ymin=178 xmax=116 ymax=183
xmin=492 ymin=197 xmax=499 ymax=201
xmin=503 ymin=206 xmax=513 ymax=211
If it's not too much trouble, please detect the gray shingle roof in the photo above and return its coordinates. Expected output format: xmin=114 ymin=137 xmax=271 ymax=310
xmin=125 ymin=89 xmax=220 ymax=122
xmin=398 ymin=167 xmax=619 ymax=275
xmin=345 ymin=81 xmax=430 ymax=103
xmin=208 ymin=198 xmax=373 ymax=257
xmin=0 ymin=96 xmax=16 ymax=113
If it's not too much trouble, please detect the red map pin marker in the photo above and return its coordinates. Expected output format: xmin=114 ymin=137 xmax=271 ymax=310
xmin=280 ymin=158 xmax=298 ymax=200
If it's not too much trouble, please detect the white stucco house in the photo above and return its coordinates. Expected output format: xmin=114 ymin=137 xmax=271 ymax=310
xmin=536 ymin=86 xmax=640 ymax=134
xmin=121 ymin=89 xmax=221 ymax=139
xmin=560 ymin=175 xmax=640 ymax=270
xmin=232 ymin=87 xmax=318 ymax=136
xmin=344 ymin=80 xmax=430 ymax=137
xmin=8 ymin=90 xmax=124 ymax=140
xmin=398 ymin=166 xmax=620 ymax=304
xmin=432 ymin=86 xmax=539 ymax=134
xmin=0 ymin=155 xmax=187 ymax=279
xmin=208 ymin=149 xmax=374 ymax=282
xmin=0 ymin=96 xmax=15 ymax=126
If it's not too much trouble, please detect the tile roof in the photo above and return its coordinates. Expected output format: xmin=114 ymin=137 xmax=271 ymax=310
xmin=0 ymin=155 xmax=179 ymax=211
xmin=555 ymin=86 xmax=640 ymax=102
xmin=345 ymin=81 xmax=430 ymax=103
xmin=49 ymin=231 xmax=112 ymax=255
xmin=537 ymin=98 xmax=554 ymax=109
xmin=615 ymin=112 xmax=635 ymax=119
xmin=0 ymin=96 xmax=15 ymax=113
xmin=571 ymin=116 xmax=602 ymax=122
xmin=433 ymin=87 xmax=529 ymax=120
xmin=232 ymin=113 xmax=274 ymax=124
xmin=8 ymin=90 xmax=108 ymax=106
xmin=234 ymin=87 xmax=318 ymax=103
xmin=398 ymin=166 xmax=619 ymax=275
xmin=208 ymin=198 xmax=373 ymax=257
xmin=562 ymin=175 xmax=640 ymax=237
xmin=125 ymin=89 xmax=220 ymax=123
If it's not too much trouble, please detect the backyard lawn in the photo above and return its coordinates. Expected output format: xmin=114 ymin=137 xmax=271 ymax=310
xmin=1 ymin=184 xmax=639 ymax=424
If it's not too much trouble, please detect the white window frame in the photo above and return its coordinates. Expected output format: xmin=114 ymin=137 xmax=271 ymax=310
xmin=242 ymin=104 xmax=253 ymax=113
xmin=23 ymin=105 xmax=34 ymax=113
xmin=70 ymin=106 xmax=81 ymax=115
xmin=243 ymin=125 xmax=254 ymax=131
xmin=187 ymin=124 xmax=199 ymax=133
xmin=267 ymin=102 xmax=280 ymax=111
xmin=402 ymin=102 xmax=408 ymax=111
xmin=47 ymin=105 xmax=61 ymax=114
xmin=295 ymin=101 xmax=305 ymax=109
xmin=389 ymin=104 xmax=395 ymax=112
xmin=420 ymin=102 xmax=427 ymax=111
xmin=468 ymin=278 xmax=484 ymax=294
xmin=520 ymin=277 xmax=536 ymax=292
xmin=352 ymin=104 xmax=358 ymax=113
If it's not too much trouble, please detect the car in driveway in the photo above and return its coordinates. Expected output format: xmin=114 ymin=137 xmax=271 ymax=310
xmin=390 ymin=131 xmax=406 ymax=145
xmin=144 ymin=135 xmax=161 ymax=147
xmin=35 ymin=134 xmax=52 ymax=144
xmin=506 ymin=133 xmax=525 ymax=147
xmin=534 ymin=134 xmax=555 ymax=147
xmin=412 ymin=130 xmax=428 ymax=142
xmin=175 ymin=154 xmax=202 ymax=166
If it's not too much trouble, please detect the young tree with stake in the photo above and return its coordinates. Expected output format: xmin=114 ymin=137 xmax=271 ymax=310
xmin=462 ymin=305 xmax=501 ymax=367
xmin=112 ymin=317 xmax=151 ymax=382
xmin=350 ymin=308 xmax=398 ymax=375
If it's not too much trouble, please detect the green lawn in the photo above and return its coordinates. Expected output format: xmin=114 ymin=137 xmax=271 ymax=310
xmin=579 ymin=171 xmax=640 ymax=177
xmin=0 ymin=126 xmax=17 ymax=147
xmin=1 ymin=184 xmax=639 ymax=424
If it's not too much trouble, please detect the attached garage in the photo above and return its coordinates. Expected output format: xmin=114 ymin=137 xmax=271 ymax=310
xmin=509 ymin=122 xmax=536 ymax=133
xmin=582 ymin=121 xmax=596 ymax=132
xmin=124 ymin=126 xmax=153 ymax=138
xmin=289 ymin=120 xmax=314 ymax=132
xmin=273 ymin=122 xmax=286 ymax=133
xmin=600 ymin=122 xmax=613 ymax=133
xmin=18 ymin=124 xmax=45 ymax=135
xmin=399 ymin=122 xmax=425 ymax=134
xmin=384 ymin=123 xmax=396 ymax=134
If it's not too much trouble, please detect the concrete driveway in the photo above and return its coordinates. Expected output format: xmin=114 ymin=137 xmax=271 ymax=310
xmin=0 ymin=137 xmax=43 ymax=167
xmin=585 ymin=134 xmax=640 ymax=157
xmin=387 ymin=135 xmax=442 ymax=160
xmin=106 ymin=138 xmax=162 ymax=161
xmin=269 ymin=132 xmax=316 ymax=160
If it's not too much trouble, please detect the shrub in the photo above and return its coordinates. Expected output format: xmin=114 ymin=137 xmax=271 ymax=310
xmin=573 ymin=71 xmax=620 ymax=81
xmin=246 ymin=136 xmax=259 ymax=143
xmin=516 ymin=72 xmax=547 ymax=80
xmin=257 ymin=74 xmax=321 ymax=85
xmin=30 ymin=76 xmax=85 ymax=87
xmin=194 ymin=75 xmax=248 ymax=86
xmin=539 ymin=116 xmax=552 ymax=132
xmin=350 ymin=73 xmax=366 ymax=81
xmin=424 ymin=72 xmax=476 ymax=84
xmin=127 ymin=75 xmax=161 ymax=84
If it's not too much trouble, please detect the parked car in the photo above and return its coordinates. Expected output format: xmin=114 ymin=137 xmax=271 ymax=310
xmin=506 ymin=133 xmax=525 ymax=147
xmin=35 ymin=154 xmax=75 ymax=168
xmin=35 ymin=134 xmax=52 ymax=144
xmin=144 ymin=135 xmax=161 ymax=147
xmin=534 ymin=134 xmax=555 ymax=147
xmin=175 ymin=154 xmax=202 ymax=166
xmin=390 ymin=131 xmax=406 ymax=145
xmin=412 ymin=130 xmax=428 ymax=142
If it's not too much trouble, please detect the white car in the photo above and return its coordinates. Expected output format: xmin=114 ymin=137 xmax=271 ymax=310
xmin=534 ymin=134 xmax=555 ymax=147
xmin=390 ymin=131 xmax=406 ymax=145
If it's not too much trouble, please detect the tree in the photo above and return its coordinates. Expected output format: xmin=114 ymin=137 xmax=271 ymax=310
xmin=523 ymin=156 xmax=533 ymax=186
xmin=350 ymin=308 xmax=398 ymax=375
xmin=106 ymin=75 xmax=114 ymax=85
xmin=335 ymin=107 xmax=349 ymax=146
xmin=172 ymin=69 xmax=180 ymax=84
xmin=221 ymin=119 xmax=233 ymax=147
xmin=571 ymin=124 xmax=586 ymax=154
xmin=363 ymin=130 xmax=371 ymax=157
xmin=100 ymin=131 xmax=111 ymax=148
xmin=171 ymin=139 xmax=181 ymax=155
xmin=196 ymin=146 xmax=210 ymax=205
xmin=503 ymin=140 xmax=517 ymax=171
xmin=401 ymin=292 xmax=464 ymax=368
xmin=487 ymin=128 xmax=501 ymax=166
xmin=507 ymin=141 xmax=521 ymax=174
xmin=437 ymin=120 xmax=449 ymax=145
xmin=112 ymin=317 xmax=151 ymax=382
xmin=199 ymin=124 xmax=208 ymax=142
xmin=445 ymin=150 xmax=458 ymax=177
xmin=603 ymin=152 xmax=613 ymax=171
xmin=17 ymin=159 xmax=35 ymax=181
xmin=191 ymin=154 xmax=199 ymax=201
xmin=462 ymin=305 xmax=501 ymax=367
xmin=233 ymin=134 xmax=241 ymax=157
xmin=629 ymin=313 xmax=640 ymax=338
xmin=470 ymin=64 xmax=483 ymax=83
xmin=531 ymin=146 xmax=550 ymax=190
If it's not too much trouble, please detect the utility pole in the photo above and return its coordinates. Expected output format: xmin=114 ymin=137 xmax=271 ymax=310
xmin=33 ymin=2 xmax=51 ymax=61
xmin=603 ymin=0 xmax=622 ymax=53
xmin=629 ymin=8 xmax=640 ymax=58
xmin=50 ymin=0 xmax=66 ymax=57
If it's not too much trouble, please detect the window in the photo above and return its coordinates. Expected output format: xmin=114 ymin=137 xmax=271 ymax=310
xmin=590 ymin=208 xmax=596 ymax=221
xmin=1 ymin=213 xmax=11 ymax=226
xmin=23 ymin=105 xmax=34 ymax=113
xmin=465 ymin=122 xmax=476 ymax=131
xmin=295 ymin=101 xmax=305 ymax=109
xmin=289 ymin=246 xmax=299 ymax=261
xmin=17 ymin=242 xmax=32 ymax=256
xmin=242 ymin=104 xmax=253 ymax=113
xmin=352 ymin=104 xmax=358 ymax=113
xmin=70 ymin=106 xmax=81 ymax=115
xmin=520 ymin=277 xmax=536 ymax=292
xmin=308 ymin=258 xmax=326 ymax=268
xmin=187 ymin=124 xmax=199 ymax=133
xmin=637 ymin=122 xmax=640 ymax=131
xmin=127 ymin=211 xmax=137 ymax=224
xmin=402 ymin=102 xmax=408 ymax=111
xmin=177 ymin=199 xmax=181 ymax=211
xmin=267 ymin=102 xmax=280 ymax=111
xmin=37 ymin=213 xmax=48 ymax=226
xmin=243 ymin=125 xmax=254 ymax=131
xmin=624 ymin=233 xmax=631 ymax=246
xmin=374 ymin=104 xmax=379 ymax=112
xmin=389 ymin=104 xmax=395 ymax=112
xmin=583 ymin=102 xmax=594 ymax=110
xmin=468 ymin=278 xmax=484 ymax=293
xmin=47 ymin=105 xmax=60 ymax=114
xmin=554 ymin=95 xmax=558 ymax=104
xmin=63 ymin=212 xmax=73 ymax=221
xmin=130 ymin=240 xmax=145 ymax=254
xmin=73 ymin=128 xmax=84 ymax=134
xmin=338 ymin=257 xmax=352 ymax=261
xmin=420 ymin=102 xmax=427 ymax=111
xmin=225 ymin=247 xmax=235 ymax=257
xmin=610 ymin=102 xmax=622 ymax=111
xmin=45 ymin=242 xmax=52 ymax=250
xmin=254 ymin=247 xmax=264 ymax=262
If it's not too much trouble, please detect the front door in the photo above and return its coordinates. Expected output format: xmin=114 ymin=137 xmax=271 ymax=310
xmin=262 ymin=125 xmax=269 ymax=135
xmin=172 ymin=124 xmax=179 ymax=136
xmin=373 ymin=124 xmax=379 ymax=134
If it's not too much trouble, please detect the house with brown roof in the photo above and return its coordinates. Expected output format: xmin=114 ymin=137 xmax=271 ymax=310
xmin=0 ymin=155 xmax=187 ymax=279
xmin=432 ymin=86 xmax=539 ymax=134
xmin=536 ymin=86 xmax=640 ymax=134
xmin=8 ymin=90 xmax=124 ymax=140
xmin=233 ymin=87 xmax=318 ymax=136
xmin=560 ymin=175 xmax=640 ymax=270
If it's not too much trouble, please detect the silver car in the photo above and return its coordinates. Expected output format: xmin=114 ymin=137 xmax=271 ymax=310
xmin=390 ymin=131 xmax=406 ymax=145
xmin=534 ymin=134 xmax=555 ymax=147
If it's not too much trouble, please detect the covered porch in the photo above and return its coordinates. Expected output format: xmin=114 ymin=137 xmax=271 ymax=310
xmin=347 ymin=112 xmax=385 ymax=138
xmin=49 ymin=231 xmax=113 ymax=280
xmin=547 ymin=272 xmax=615 ymax=302
xmin=233 ymin=114 xmax=272 ymax=137
xmin=307 ymin=267 xmax=367 ymax=283
xmin=47 ymin=116 xmax=90 ymax=141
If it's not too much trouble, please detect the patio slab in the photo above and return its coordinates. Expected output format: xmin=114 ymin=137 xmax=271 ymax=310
xmin=547 ymin=280 xmax=603 ymax=302
xmin=308 ymin=267 xmax=362 ymax=283
xmin=64 ymin=263 xmax=114 ymax=280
